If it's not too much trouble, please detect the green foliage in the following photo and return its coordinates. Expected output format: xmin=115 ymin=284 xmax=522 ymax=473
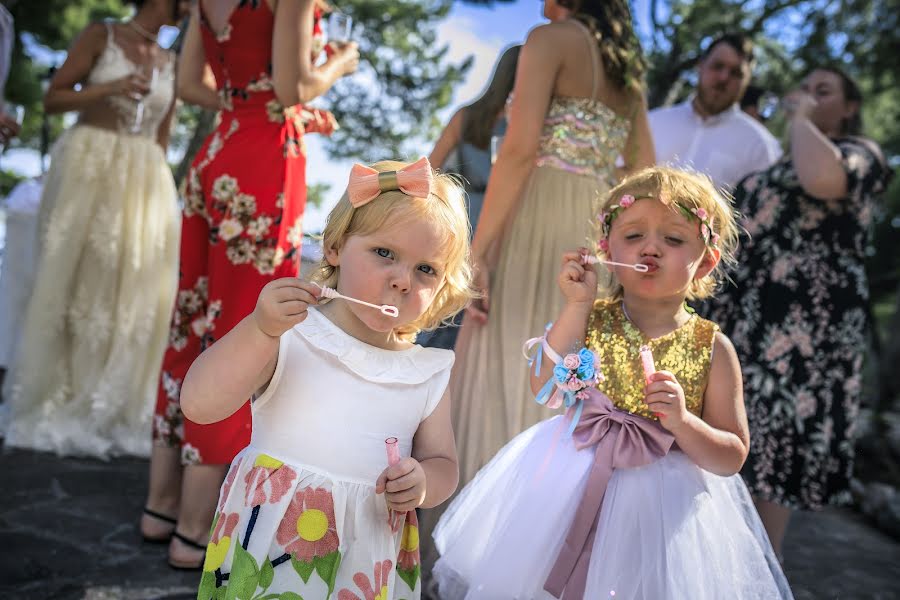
xmin=320 ymin=0 xmax=471 ymax=160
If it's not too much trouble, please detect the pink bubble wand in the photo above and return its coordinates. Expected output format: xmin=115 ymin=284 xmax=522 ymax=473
xmin=385 ymin=436 xmax=404 ymax=532
xmin=581 ymin=255 xmax=649 ymax=272
xmin=313 ymin=282 xmax=399 ymax=317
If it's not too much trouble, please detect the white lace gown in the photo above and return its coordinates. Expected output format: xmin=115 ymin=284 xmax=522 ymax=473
xmin=198 ymin=308 xmax=452 ymax=599
xmin=1 ymin=22 xmax=180 ymax=458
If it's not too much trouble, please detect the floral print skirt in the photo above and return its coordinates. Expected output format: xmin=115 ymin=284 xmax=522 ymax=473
xmin=199 ymin=448 xmax=421 ymax=600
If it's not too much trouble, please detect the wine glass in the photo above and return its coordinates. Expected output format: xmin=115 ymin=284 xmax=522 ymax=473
xmin=490 ymin=135 xmax=504 ymax=165
xmin=759 ymin=91 xmax=779 ymax=121
xmin=131 ymin=64 xmax=159 ymax=134
xmin=1 ymin=102 xmax=24 ymax=153
xmin=328 ymin=12 xmax=353 ymax=45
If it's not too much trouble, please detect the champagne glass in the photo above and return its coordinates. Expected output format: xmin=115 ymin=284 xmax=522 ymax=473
xmin=490 ymin=135 xmax=504 ymax=165
xmin=759 ymin=91 xmax=779 ymax=121
xmin=328 ymin=12 xmax=353 ymax=45
xmin=1 ymin=102 xmax=24 ymax=153
xmin=131 ymin=64 xmax=159 ymax=134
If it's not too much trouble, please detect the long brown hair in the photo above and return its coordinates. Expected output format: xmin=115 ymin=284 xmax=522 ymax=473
xmin=559 ymin=0 xmax=646 ymax=90
xmin=460 ymin=45 xmax=521 ymax=150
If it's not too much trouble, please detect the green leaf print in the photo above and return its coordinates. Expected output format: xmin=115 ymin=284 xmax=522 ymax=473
xmin=396 ymin=565 xmax=420 ymax=592
xmin=278 ymin=594 xmax=304 ymax=600
xmin=215 ymin=587 xmax=228 ymax=600
xmin=226 ymin=536 xmax=261 ymax=600
xmin=259 ymin=558 xmax=275 ymax=590
xmin=198 ymin=569 xmax=217 ymax=600
xmin=291 ymin=556 xmax=315 ymax=584
xmin=314 ymin=551 xmax=342 ymax=598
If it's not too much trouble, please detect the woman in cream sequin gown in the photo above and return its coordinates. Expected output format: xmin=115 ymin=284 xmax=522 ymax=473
xmin=447 ymin=0 xmax=655 ymax=492
xmin=1 ymin=4 xmax=187 ymax=458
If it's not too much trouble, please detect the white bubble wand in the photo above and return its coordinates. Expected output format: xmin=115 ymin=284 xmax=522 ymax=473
xmin=312 ymin=282 xmax=399 ymax=317
xmin=581 ymin=254 xmax=649 ymax=272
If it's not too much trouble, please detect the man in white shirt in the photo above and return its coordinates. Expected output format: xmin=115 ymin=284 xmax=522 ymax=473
xmin=649 ymin=34 xmax=782 ymax=191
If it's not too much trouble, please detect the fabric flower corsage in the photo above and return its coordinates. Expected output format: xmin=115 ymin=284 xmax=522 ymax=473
xmin=524 ymin=327 xmax=604 ymax=436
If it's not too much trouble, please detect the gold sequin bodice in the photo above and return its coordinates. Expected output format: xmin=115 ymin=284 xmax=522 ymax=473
xmin=585 ymin=301 xmax=719 ymax=420
xmin=534 ymin=96 xmax=631 ymax=180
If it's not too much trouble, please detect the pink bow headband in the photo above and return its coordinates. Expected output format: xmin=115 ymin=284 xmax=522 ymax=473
xmin=346 ymin=157 xmax=434 ymax=207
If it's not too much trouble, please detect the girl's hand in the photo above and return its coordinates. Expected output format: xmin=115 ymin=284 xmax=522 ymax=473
xmin=558 ymin=248 xmax=598 ymax=306
xmin=466 ymin=253 xmax=491 ymax=325
xmin=252 ymin=278 xmax=320 ymax=338
xmin=375 ymin=457 xmax=426 ymax=512
xmin=644 ymin=371 xmax=691 ymax=432
xmin=104 ymin=73 xmax=151 ymax=100
xmin=328 ymin=41 xmax=360 ymax=77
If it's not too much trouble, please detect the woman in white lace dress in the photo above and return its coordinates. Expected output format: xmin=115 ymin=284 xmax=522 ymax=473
xmin=1 ymin=0 xmax=190 ymax=458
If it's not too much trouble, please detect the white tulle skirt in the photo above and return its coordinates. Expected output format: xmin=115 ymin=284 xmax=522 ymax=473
xmin=433 ymin=416 xmax=793 ymax=600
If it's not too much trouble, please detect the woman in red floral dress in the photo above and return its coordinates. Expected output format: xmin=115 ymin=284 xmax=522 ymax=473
xmin=140 ymin=0 xmax=359 ymax=569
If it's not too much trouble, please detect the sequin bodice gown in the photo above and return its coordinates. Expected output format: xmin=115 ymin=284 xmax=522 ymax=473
xmin=449 ymin=96 xmax=632 ymax=489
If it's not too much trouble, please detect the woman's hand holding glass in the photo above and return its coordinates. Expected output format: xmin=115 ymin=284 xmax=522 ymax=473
xmin=782 ymin=89 xmax=817 ymax=121
xmin=105 ymin=72 xmax=151 ymax=101
xmin=328 ymin=40 xmax=360 ymax=77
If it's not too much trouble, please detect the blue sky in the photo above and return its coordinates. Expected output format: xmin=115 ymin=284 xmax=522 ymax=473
xmin=5 ymin=0 xmax=652 ymax=232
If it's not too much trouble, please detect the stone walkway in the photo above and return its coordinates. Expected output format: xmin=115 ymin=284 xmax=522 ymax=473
xmin=1 ymin=449 xmax=898 ymax=599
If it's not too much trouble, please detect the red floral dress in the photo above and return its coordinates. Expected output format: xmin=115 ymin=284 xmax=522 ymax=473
xmin=152 ymin=2 xmax=335 ymax=465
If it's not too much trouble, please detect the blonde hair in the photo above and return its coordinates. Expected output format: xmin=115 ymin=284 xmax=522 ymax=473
xmin=312 ymin=160 xmax=476 ymax=342
xmin=596 ymin=166 xmax=739 ymax=302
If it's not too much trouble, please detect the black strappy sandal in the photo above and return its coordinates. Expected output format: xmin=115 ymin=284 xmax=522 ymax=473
xmin=141 ymin=507 xmax=177 ymax=543
xmin=168 ymin=530 xmax=207 ymax=571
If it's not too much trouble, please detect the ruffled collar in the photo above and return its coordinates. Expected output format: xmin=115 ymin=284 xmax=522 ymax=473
xmin=292 ymin=308 xmax=454 ymax=384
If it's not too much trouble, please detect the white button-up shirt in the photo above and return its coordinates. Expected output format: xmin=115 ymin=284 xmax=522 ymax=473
xmin=649 ymin=98 xmax=782 ymax=192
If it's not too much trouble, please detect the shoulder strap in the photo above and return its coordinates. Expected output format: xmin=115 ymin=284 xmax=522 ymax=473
xmin=570 ymin=18 xmax=600 ymax=100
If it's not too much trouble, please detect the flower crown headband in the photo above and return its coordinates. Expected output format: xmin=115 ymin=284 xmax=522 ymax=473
xmin=596 ymin=193 xmax=720 ymax=253
xmin=346 ymin=157 xmax=435 ymax=207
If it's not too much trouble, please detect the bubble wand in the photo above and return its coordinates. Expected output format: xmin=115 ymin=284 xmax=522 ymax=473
xmin=312 ymin=282 xmax=399 ymax=317
xmin=581 ymin=255 xmax=649 ymax=272
xmin=385 ymin=437 xmax=403 ymax=532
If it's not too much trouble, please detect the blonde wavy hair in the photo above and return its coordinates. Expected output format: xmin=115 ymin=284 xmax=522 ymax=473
xmin=312 ymin=160 xmax=476 ymax=342
xmin=596 ymin=166 xmax=739 ymax=302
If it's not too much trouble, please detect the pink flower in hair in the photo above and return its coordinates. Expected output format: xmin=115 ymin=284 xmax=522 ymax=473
xmin=701 ymin=223 xmax=710 ymax=241
xmin=711 ymin=233 xmax=721 ymax=247
xmin=693 ymin=207 xmax=709 ymax=220
xmin=598 ymin=238 xmax=609 ymax=252
xmin=619 ymin=194 xmax=636 ymax=208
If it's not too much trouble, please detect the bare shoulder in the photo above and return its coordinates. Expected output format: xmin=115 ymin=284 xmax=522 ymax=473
xmin=75 ymin=21 xmax=110 ymax=54
xmin=711 ymin=331 xmax=741 ymax=375
xmin=525 ymin=21 xmax=578 ymax=46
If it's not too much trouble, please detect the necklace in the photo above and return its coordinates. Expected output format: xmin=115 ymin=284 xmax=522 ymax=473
xmin=127 ymin=19 xmax=159 ymax=43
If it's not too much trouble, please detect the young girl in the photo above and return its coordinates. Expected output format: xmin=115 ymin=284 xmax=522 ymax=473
xmin=181 ymin=158 xmax=474 ymax=599
xmin=432 ymin=167 xmax=793 ymax=599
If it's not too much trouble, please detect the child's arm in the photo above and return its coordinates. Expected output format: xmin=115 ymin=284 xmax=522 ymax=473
xmin=645 ymin=332 xmax=750 ymax=476
xmin=529 ymin=249 xmax=598 ymax=395
xmin=180 ymin=278 xmax=320 ymax=424
xmin=375 ymin=387 xmax=458 ymax=510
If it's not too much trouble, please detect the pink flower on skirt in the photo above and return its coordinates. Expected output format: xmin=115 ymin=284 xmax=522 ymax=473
xmin=243 ymin=454 xmax=297 ymax=507
xmin=338 ymin=559 xmax=393 ymax=600
xmin=275 ymin=486 xmax=340 ymax=562
xmin=217 ymin=456 xmax=243 ymax=513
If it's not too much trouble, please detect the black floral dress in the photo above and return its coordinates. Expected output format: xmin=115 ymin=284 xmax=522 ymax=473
xmin=707 ymin=138 xmax=891 ymax=510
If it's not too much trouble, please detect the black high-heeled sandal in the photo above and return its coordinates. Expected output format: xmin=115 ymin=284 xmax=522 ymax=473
xmin=141 ymin=507 xmax=177 ymax=543
xmin=168 ymin=530 xmax=207 ymax=571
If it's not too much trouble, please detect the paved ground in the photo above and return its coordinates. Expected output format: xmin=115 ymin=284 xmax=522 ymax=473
xmin=1 ymin=448 xmax=898 ymax=599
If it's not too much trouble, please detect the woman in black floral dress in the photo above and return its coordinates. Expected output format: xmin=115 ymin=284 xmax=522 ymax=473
xmin=707 ymin=66 xmax=892 ymax=560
